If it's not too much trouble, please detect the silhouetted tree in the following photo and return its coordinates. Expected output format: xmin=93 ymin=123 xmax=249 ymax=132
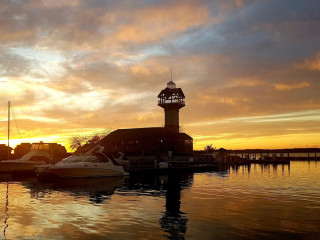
xmin=204 ymin=144 xmax=216 ymax=153
xmin=68 ymin=129 xmax=112 ymax=151
xmin=69 ymin=136 xmax=87 ymax=151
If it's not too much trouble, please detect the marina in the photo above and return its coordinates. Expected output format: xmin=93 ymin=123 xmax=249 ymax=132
xmin=1 ymin=1 xmax=320 ymax=239
xmin=3 ymin=82 xmax=318 ymax=176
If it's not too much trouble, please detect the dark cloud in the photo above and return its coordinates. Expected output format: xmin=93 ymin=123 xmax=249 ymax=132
xmin=0 ymin=48 xmax=31 ymax=77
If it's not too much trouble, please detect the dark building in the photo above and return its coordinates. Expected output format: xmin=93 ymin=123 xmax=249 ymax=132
xmin=13 ymin=142 xmax=68 ymax=160
xmin=100 ymin=127 xmax=192 ymax=156
xmin=0 ymin=144 xmax=13 ymax=161
xmin=13 ymin=143 xmax=31 ymax=159
xmin=100 ymin=81 xmax=193 ymax=156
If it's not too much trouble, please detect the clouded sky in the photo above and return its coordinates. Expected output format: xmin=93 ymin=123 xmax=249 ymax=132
xmin=1 ymin=0 xmax=320 ymax=150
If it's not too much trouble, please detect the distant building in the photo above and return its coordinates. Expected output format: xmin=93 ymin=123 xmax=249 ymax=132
xmin=14 ymin=143 xmax=32 ymax=159
xmin=0 ymin=144 xmax=12 ymax=161
xmin=100 ymin=81 xmax=193 ymax=156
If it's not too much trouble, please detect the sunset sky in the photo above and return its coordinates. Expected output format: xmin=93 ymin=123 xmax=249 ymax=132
xmin=0 ymin=0 xmax=320 ymax=151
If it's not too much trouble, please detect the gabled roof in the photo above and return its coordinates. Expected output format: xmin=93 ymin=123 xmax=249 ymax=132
xmin=158 ymin=87 xmax=185 ymax=99
xmin=100 ymin=127 xmax=192 ymax=143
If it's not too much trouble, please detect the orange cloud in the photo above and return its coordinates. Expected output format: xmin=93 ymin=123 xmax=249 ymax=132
xmin=0 ymin=29 xmax=35 ymax=42
xmin=295 ymin=52 xmax=320 ymax=71
xmin=112 ymin=3 xmax=209 ymax=44
xmin=220 ymin=0 xmax=244 ymax=9
xmin=25 ymin=0 xmax=82 ymax=9
xmin=130 ymin=60 xmax=168 ymax=76
xmin=131 ymin=65 xmax=151 ymax=76
xmin=229 ymin=77 xmax=266 ymax=87
xmin=273 ymin=82 xmax=310 ymax=91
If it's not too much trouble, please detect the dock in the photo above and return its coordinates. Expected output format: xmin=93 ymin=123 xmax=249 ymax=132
xmin=125 ymin=148 xmax=320 ymax=173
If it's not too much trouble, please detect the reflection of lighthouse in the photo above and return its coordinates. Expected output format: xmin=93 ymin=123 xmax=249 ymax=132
xmin=158 ymin=81 xmax=185 ymax=133
xmin=160 ymin=174 xmax=193 ymax=240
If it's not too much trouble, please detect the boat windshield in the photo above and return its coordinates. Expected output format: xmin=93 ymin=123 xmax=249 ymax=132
xmin=84 ymin=153 xmax=110 ymax=163
xmin=61 ymin=153 xmax=110 ymax=163
xmin=19 ymin=151 xmax=50 ymax=161
xmin=19 ymin=151 xmax=36 ymax=161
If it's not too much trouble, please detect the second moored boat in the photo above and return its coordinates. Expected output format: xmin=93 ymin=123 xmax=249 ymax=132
xmin=0 ymin=142 xmax=67 ymax=174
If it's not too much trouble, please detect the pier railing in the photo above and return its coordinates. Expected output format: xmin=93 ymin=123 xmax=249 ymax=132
xmin=226 ymin=148 xmax=320 ymax=162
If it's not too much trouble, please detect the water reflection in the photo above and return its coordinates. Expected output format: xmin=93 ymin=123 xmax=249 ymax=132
xmin=160 ymin=174 xmax=191 ymax=240
xmin=3 ymin=182 xmax=9 ymax=240
xmin=25 ymin=177 xmax=125 ymax=204
xmin=117 ymin=173 xmax=194 ymax=239
xmin=228 ymin=163 xmax=292 ymax=177
xmin=0 ymin=162 xmax=319 ymax=239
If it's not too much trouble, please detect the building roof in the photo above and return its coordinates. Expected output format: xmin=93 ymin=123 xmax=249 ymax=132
xmin=158 ymin=87 xmax=185 ymax=99
xmin=100 ymin=127 xmax=192 ymax=142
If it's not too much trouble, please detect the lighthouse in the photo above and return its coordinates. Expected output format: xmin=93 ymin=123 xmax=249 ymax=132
xmin=100 ymin=79 xmax=193 ymax=156
xmin=158 ymin=81 xmax=185 ymax=132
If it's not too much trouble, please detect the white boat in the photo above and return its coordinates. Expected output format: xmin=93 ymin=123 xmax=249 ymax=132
xmin=0 ymin=142 xmax=66 ymax=173
xmin=34 ymin=145 xmax=128 ymax=179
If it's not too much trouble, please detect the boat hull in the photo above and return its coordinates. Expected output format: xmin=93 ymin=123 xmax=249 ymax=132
xmin=35 ymin=164 xmax=128 ymax=179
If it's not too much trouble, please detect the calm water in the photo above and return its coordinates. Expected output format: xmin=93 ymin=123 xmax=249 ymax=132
xmin=1 ymin=161 xmax=320 ymax=240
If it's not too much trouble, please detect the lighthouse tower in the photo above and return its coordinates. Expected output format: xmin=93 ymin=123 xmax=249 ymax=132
xmin=158 ymin=80 xmax=185 ymax=132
